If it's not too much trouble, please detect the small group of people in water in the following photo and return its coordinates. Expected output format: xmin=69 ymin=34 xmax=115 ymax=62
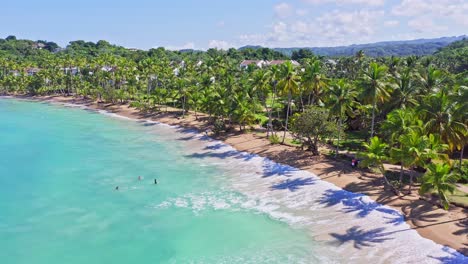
xmin=115 ymin=176 xmax=157 ymax=190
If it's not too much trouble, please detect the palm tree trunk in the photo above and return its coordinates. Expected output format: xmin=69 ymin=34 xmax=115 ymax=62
xmin=371 ymin=97 xmax=376 ymax=138
xmin=336 ymin=117 xmax=342 ymax=157
xmin=307 ymin=92 xmax=312 ymax=106
xmin=282 ymin=92 xmax=291 ymax=144
xmin=300 ymin=92 xmax=305 ymax=112
xmin=399 ymin=163 xmax=404 ymax=186
xmin=408 ymin=170 xmax=414 ymax=194
xmin=264 ymin=101 xmax=273 ymax=137
xmin=460 ymin=145 xmax=465 ymax=167
xmin=182 ymin=95 xmax=186 ymax=117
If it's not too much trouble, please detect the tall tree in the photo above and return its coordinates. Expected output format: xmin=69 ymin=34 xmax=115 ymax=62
xmin=326 ymin=79 xmax=358 ymax=156
xmin=360 ymin=62 xmax=390 ymax=138
xmin=277 ymin=61 xmax=300 ymax=144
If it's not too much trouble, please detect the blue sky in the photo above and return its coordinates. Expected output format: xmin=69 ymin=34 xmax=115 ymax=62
xmin=1 ymin=0 xmax=467 ymax=50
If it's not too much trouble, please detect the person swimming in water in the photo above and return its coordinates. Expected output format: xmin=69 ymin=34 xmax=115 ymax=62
xmin=115 ymin=186 xmax=119 ymax=190
xmin=154 ymin=179 xmax=158 ymax=185
xmin=138 ymin=176 xmax=142 ymax=181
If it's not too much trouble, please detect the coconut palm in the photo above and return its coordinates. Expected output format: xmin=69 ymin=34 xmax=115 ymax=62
xmin=326 ymin=79 xmax=358 ymax=156
xmin=418 ymin=90 xmax=467 ymax=153
xmin=389 ymin=67 xmax=419 ymax=109
xmin=360 ymin=62 xmax=390 ymax=138
xmin=277 ymin=61 xmax=301 ymax=144
xmin=392 ymin=131 xmax=448 ymax=193
xmin=417 ymin=65 xmax=446 ymax=94
xmin=251 ymin=68 xmax=274 ymax=135
xmin=301 ymin=59 xmax=328 ymax=106
xmin=419 ymin=163 xmax=459 ymax=209
xmin=358 ymin=136 xmax=393 ymax=188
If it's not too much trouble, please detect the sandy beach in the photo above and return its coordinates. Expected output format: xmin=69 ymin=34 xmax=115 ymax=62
xmin=9 ymin=95 xmax=467 ymax=256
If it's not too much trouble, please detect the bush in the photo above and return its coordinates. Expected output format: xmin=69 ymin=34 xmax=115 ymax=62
xmin=213 ymin=119 xmax=226 ymax=135
xmin=271 ymin=119 xmax=284 ymax=130
xmin=290 ymin=106 xmax=338 ymax=155
xmin=269 ymin=134 xmax=281 ymax=144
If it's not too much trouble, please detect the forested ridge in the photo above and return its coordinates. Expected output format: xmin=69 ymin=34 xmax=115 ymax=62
xmin=1 ymin=35 xmax=467 ymax=208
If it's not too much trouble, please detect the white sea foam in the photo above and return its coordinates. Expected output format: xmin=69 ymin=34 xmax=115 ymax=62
xmin=43 ymin=99 xmax=467 ymax=263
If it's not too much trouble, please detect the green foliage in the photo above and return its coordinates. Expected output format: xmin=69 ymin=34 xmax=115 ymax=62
xmin=268 ymin=134 xmax=281 ymax=144
xmin=433 ymin=39 xmax=468 ymax=73
xmin=358 ymin=136 xmax=388 ymax=176
xmin=419 ymin=163 xmax=460 ymax=210
xmin=291 ymin=49 xmax=314 ymax=61
xmin=290 ymin=107 xmax=338 ymax=155
xmin=212 ymin=119 xmax=226 ymax=135
xmin=452 ymin=161 xmax=468 ymax=183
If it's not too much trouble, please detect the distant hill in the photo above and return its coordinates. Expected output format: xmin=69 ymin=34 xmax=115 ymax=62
xmin=239 ymin=36 xmax=467 ymax=57
xmin=433 ymin=39 xmax=468 ymax=73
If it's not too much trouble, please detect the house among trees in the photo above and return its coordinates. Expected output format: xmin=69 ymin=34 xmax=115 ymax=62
xmin=32 ymin=42 xmax=46 ymax=49
xmin=240 ymin=60 xmax=268 ymax=69
xmin=240 ymin=59 xmax=300 ymax=69
xmin=26 ymin=68 xmax=41 ymax=76
xmin=61 ymin=67 xmax=79 ymax=75
xmin=268 ymin=60 xmax=300 ymax=66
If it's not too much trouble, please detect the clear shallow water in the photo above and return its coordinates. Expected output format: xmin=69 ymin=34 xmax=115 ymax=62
xmin=0 ymin=98 xmax=466 ymax=264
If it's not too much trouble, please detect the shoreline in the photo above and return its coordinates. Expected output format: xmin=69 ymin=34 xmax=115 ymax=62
xmin=4 ymin=95 xmax=467 ymax=256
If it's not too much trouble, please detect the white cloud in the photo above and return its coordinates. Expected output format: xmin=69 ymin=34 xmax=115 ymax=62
xmin=303 ymin=0 xmax=385 ymax=6
xmin=165 ymin=42 xmax=195 ymax=51
xmin=384 ymin=20 xmax=399 ymax=27
xmin=296 ymin=9 xmax=309 ymax=16
xmin=392 ymin=0 xmax=468 ymax=27
xmin=274 ymin=2 xmax=293 ymax=18
xmin=291 ymin=21 xmax=310 ymax=34
xmin=237 ymin=9 xmax=384 ymax=47
xmin=208 ymin=40 xmax=231 ymax=50
xmin=315 ymin=9 xmax=384 ymax=44
xmin=408 ymin=17 xmax=447 ymax=34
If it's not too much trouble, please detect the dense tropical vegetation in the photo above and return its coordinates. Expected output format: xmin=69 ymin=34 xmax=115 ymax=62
xmin=0 ymin=35 xmax=466 ymax=209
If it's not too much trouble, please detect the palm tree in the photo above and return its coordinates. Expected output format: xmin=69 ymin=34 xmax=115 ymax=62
xmin=326 ymin=79 xmax=358 ymax=156
xmin=251 ymin=69 xmax=274 ymax=136
xmin=389 ymin=67 xmax=419 ymax=109
xmin=451 ymin=79 xmax=468 ymax=165
xmin=301 ymin=59 xmax=328 ymax=106
xmin=419 ymin=163 xmax=459 ymax=210
xmin=417 ymin=65 xmax=445 ymax=94
xmin=358 ymin=136 xmax=393 ymax=188
xmin=360 ymin=62 xmax=390 ymax=138
xmin=418 ymin=91 xmax=467 ymax=153
xmin=393 ymin=132 xmax=448 ymax=193
xmin=277 ymin=61 xmax=301 ymax=144
xmin=383 ymin=109 xmax=422 ymax=185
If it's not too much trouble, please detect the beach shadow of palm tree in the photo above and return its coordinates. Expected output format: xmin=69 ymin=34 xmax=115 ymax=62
xmin=329 ymin=226 xmax=393 ymax=249
xmin=402 ymin=202 xmax=447 ymax=227
xmin=271 ymin=177 xmax=316 ymax=192
xmin=185 ymin=150 xmax=255 ymax=161
xmin=318 ymin=189 xmax=364 ymax=207
xmin=178 ymin=135 xmax=197 ymax=141
xmin=262 ymin=160 xmax=298 ymax=177
xmin=204 ymin=143 xmax=225 ymax=150
xmin=428 ymin=247 xmax=467 ymax=264
xmin=452 ymin=218 xmax=468 ymax=236
xmin=318 ymin=189 xmax=403 ymax=222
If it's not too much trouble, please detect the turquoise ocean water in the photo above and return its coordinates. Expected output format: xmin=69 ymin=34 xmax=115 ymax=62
xmin=0 ymin=99 xmax=316 ymax=263
xmin=1 ymin=98 xmax=466 ymax=264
